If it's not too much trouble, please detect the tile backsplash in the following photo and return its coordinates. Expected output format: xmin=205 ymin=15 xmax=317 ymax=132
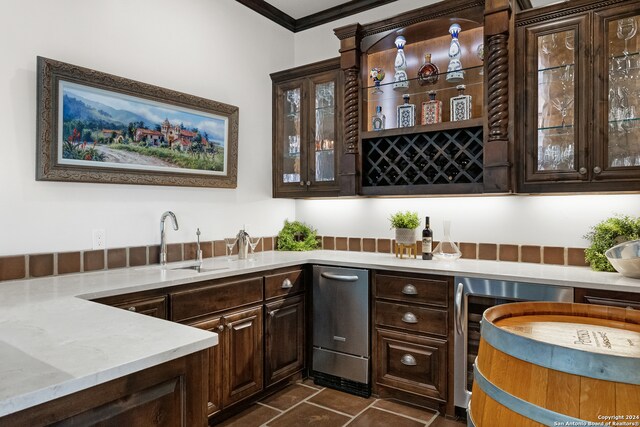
xmin=0 ymin=235 xmax=589 ymax=283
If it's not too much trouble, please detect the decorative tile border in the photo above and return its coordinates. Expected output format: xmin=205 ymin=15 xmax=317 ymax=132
xmin=0 ymin=235 xmax=589 ymax=283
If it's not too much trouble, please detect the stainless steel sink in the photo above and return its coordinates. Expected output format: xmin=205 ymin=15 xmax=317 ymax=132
xmin=171 ymin=265 xmax=228 ymax=273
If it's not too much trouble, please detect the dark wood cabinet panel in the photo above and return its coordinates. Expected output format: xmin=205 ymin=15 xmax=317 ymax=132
xmin=375 ymin=301 xmax=447 ymax=337
xmin=170 ymin=277 xmax=263 ymax=322
xmin=0 ymin=350 xmax=208 ymax=427
xmin=575 ymin=287 xmax=640 ymax=310
xmin=375 ymin=328 xmax=447 ymax=402
xmin=271 ymin=58 xmax=343 ymax=198
xmin=223 ymin=306 xmax=264 ymax=407
xmin=516 ymin=0 xmax=640 ymax=193
xmin=188 ymin=316 xmax=224 ymax=417
xmin=93 ymin=294 xmax=168 ymax=320
xmin=265 ymin=295 xmax=305 ymax=385
xmin=265 ymin=269 xmax=305 ymax=300
xmin=375 ymin=274 xmax=448 ymax=307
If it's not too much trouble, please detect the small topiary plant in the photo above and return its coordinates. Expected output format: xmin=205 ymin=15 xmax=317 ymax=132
xmin=389 ymin=211 xmax=420 ymax=229
xmin=276 ymin=220 xmax=320 ymax=251
xmin=584 ymin=214 xmax=640 ymax=272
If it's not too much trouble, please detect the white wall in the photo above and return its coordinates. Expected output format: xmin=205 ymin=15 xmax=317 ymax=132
xmin=0 ymin=0 xmax=296 ymax=256
xmin=292 ymin=1 xmax=640 ymax=248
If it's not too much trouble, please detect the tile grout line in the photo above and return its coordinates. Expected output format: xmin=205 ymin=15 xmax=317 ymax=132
xmin=297 ymin=382 xmax=322 ymax=391
xmin=305 ymin=400 xmax=358 ymax=418
xmin=264 ymin=385 xmax=326 ymax=426
xmin=341 ymin=397 xmax=380 ymax=426
xmin=370 ymin=405 xmax=440 ymax=426
xmin=423 ymin=410 xmax=441 ymax=427
xmin=256 ymin=401 xmax=284 ymax=413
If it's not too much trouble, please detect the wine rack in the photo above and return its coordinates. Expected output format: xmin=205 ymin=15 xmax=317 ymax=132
xmin=362 ymin=124 xmax=483 ymax=195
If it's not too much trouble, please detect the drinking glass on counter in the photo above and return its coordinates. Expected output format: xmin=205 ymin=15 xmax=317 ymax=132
xmin=249 ymin=236 xmax=261 ymax=260
xmin=224 ymin=237 xmax=237 ymax=260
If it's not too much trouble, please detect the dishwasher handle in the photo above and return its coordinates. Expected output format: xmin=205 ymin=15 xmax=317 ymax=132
xmin=320 ymin=272 xmax=359 ymax=282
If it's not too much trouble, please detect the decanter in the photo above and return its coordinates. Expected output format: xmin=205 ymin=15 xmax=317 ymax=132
xmin=421 ymin=91 xmax=442 ymax=125
xmin=417 ymin=53 xmax=439 ymax=86
xmin=446 ymin=23 xmax=465 ymax=82
xmin=433 ymin=220 xmax=461 ymax=260
xmin=397 ymin=94 xmax=416 ymax=128
xmin=450 ymin=85 xmax=472 ymax=122
xmin=372 ymin=106 xmax=386 ymax=131
xmin=393 ymin=36 xmax=409 ymax=91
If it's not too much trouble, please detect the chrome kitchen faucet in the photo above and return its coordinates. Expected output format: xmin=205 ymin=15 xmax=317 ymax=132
xmin=160 ymin=211 xmax=179 ymax=265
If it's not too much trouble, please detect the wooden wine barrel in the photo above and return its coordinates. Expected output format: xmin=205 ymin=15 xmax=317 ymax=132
xmin=468 ymin=302 xmax=640 ymax=427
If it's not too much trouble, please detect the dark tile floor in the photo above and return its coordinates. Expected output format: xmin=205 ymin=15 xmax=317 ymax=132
xmin=217 ymin=380 xmax=466 ymax=427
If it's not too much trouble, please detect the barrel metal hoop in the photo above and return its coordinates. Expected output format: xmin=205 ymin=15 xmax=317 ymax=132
xmin=467 ymin=400 xmax=477 ymax=427
xmin=481 ymin=315 xmax=640 ymax=385
xmin=473 ymin=364 xmax=589 ymax=426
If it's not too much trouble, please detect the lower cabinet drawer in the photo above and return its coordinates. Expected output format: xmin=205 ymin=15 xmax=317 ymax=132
xmin=113 ymin=296 xmax=168 ymax=319
xmin=375 ymin=301 xmax=447 ymax=337
xmin=375 ymin=328 xmax=447 ymax=401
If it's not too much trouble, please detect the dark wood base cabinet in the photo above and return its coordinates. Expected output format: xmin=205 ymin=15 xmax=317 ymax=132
xmin=575 ymin=287 xmax=640 ymax=310
xmin=265 ymin=295 xmax=305 ymax=385
xmin=0 ymin=350 xmax=208 ymax=427
xmin=372 ymin=271 xmax=454 ymax=416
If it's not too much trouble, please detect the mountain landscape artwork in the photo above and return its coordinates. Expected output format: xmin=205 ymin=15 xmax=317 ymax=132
xmin=58 ymin=81 xmax=228 ymax=174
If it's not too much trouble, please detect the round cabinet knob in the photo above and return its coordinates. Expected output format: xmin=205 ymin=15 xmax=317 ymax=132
xmin=401 ymin=312 xmax=418 ymax=324
xmin=306 ymin=181 xmax=311 ymax=186
xmin=401 ymin=284 xmax=418 ymax=295
xmin=217 ymin=325 xmax=224 ymax=332
xmin=128 ymin=306 xmax=136 ymax=312
xmin=578 ymin=167 xmax=587 ymax=175
xmin=400 ymin=354 xmax=417 ymax=366
xmin=299 ymin=181 xmax=305 ymax=186
xmin=593 ymin=166 xmax=602 ymax=175
xmin=281 ymin=278 xmax=293 ymax=289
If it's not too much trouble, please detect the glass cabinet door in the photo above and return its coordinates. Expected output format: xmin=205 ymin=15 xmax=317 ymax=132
xmin=523 ymin=15 xmax=589 ymax=184
xmin=595 ymin=7 xmax=640 ymax=179
xmin=277 ymin=84 xmax=306 ymax=190
xmin=308 ymin=72 xmax=340 ymax=189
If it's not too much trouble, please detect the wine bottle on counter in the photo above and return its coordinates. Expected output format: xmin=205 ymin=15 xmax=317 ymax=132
xmin=422 ymin=216 xmax=433 ymax=260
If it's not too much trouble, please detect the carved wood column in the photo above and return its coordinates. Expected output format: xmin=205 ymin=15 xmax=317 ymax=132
xmin=334 ymin=23 xmax=363 ymax=196
xmin=483 ymin=0 xmax=513 ymax=192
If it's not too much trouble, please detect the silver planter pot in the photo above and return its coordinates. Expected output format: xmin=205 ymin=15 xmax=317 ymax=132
xmin=395 ymin=228 xmax=417 ymax=245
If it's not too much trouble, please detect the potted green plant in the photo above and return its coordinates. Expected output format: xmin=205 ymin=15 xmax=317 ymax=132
xmin=584 ymin=215 xmax=640 ymax=272
xmin=389 ymin=211 xmax=420 ymax=245
xmin=276 ymin=220 xmax=320 ymax=251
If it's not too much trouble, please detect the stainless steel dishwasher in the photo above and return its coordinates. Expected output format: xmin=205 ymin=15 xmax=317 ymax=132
xmin=312 ymin=265 xmax=370 ymax=397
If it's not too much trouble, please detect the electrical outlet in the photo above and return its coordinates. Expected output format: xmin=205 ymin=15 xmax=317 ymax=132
xmin=92 ymin=229 xmax=106 ymax=250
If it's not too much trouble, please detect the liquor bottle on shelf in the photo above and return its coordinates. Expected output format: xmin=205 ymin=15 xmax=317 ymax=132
xmin=417 ymin=53 xmax=439 ymax=86
xmin=397 ymin=94 xmax=416 ymax=128
xmin=393 ymin=36 xmax=409 ymax=91
xmin=422 ymin=90 xmax=443 ymax=125
xmin=450 ymin=84 xmax=472 ymax=122
xmin=372 ymin=106 xmax=386 ymax=131
xmin=446 ymin=23 xmax=465 ymax=82
xmin=422 ymin=217 xmax=433 ymax=260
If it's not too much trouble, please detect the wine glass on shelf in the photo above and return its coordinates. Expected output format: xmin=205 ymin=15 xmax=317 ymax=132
xmin=248 ymin=236 xmax=261 ymax=260
xmin=224 ymin=237 xmax=237 ymax=261
xmin=617 ymin=17 xmax=638 ymax=56
xmin=286 ymin=90 xmax=300 ymax=117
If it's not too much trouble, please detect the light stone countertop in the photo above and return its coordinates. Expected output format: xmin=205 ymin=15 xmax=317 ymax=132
xmin=1 ymin=249 xmax=638 ymax=418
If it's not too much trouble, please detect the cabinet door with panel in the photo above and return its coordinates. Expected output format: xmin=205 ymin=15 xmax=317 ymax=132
xmin=271 ymin=58 xmax=342 ymax=198
xmin=265 ymin=295 xmax=305 ymax=385
xmin=517 ymin=0 xmax=640 ymax=193
xmin=188 ymin=316 xmax=224 ymax=417
xmin=223 ymin=306 xmax=264 ymax=408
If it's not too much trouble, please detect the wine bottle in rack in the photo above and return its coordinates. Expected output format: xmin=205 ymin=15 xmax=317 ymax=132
xmin=422 ymin=217 xmax=433 ymax=260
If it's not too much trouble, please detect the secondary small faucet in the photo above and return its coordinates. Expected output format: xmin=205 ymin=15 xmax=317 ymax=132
xmin=160 ymin=211 xmax=179 ymax=266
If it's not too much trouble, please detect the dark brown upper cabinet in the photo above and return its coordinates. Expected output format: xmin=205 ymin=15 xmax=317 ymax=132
xmin=271 ymin=58 xmax=343 ymax=198
xmin=333 ymin=0 xmax=518 ymax=197
xmin=517 ymin=0 xmax=640 ymax=193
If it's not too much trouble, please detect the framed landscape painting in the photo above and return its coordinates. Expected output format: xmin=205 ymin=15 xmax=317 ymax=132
xmin=36 ymin=56 xmax=239 ymax=188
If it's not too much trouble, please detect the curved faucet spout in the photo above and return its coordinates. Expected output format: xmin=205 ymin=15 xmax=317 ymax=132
xmin=160 ymin=211 xmax=179 ymax=265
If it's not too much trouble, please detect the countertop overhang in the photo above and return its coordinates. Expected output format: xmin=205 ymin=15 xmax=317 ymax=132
xmin=1 ymin=249 xmax=638 ymax=417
